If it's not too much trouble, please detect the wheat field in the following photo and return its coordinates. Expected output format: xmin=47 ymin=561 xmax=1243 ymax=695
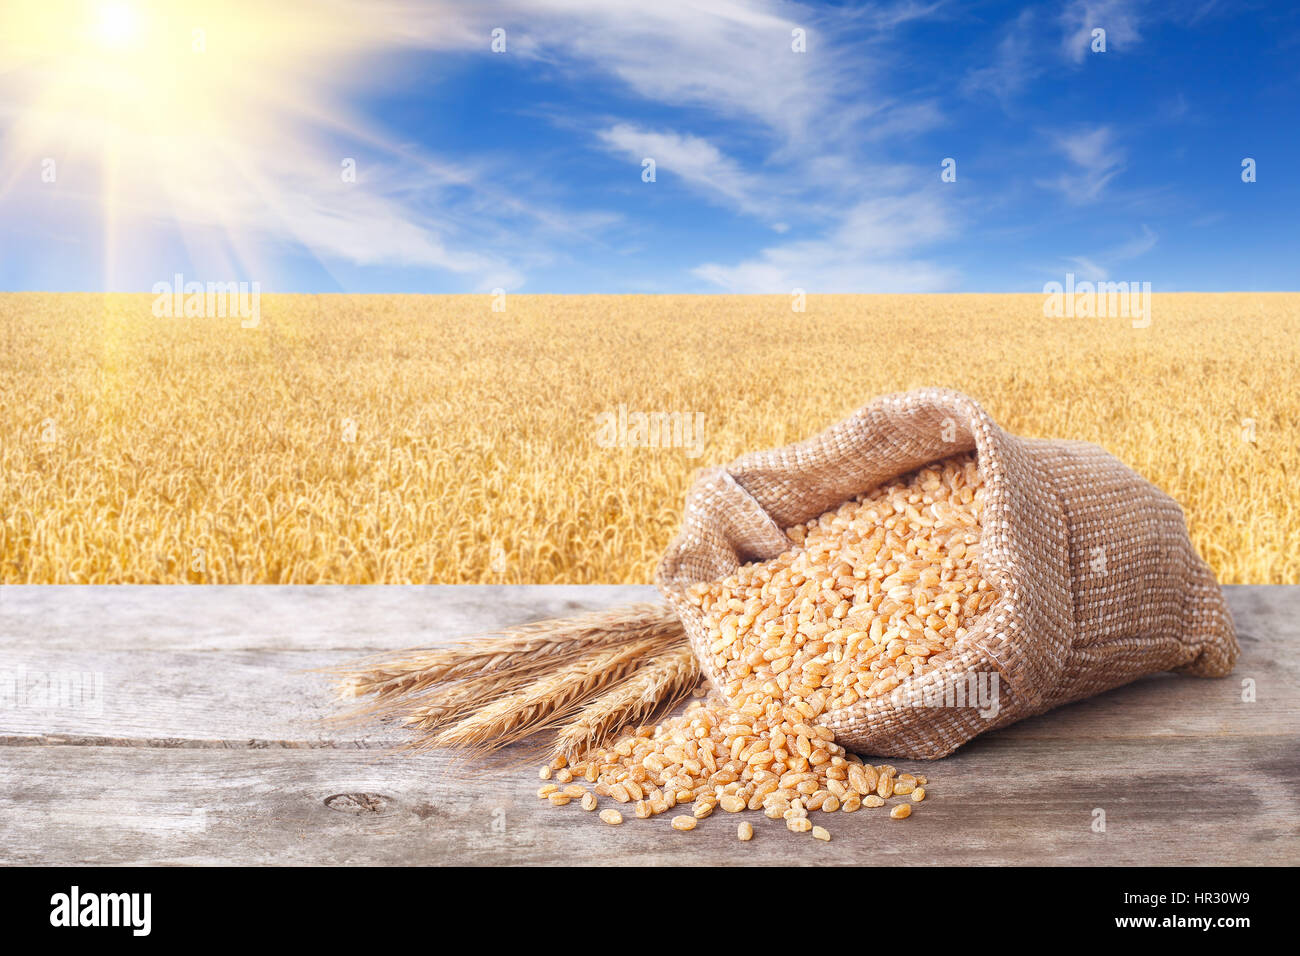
xmin=1 ymin=292 xmax=1296 ymax=585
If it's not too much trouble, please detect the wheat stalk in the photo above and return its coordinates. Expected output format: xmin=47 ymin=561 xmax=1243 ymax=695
xmin=431 ymin=637 xmax=669 ymax=753
xmin=333 ymin=602 xmax=681 ymax=701
xmin=551 ymin=644 xmax=700 ymax=761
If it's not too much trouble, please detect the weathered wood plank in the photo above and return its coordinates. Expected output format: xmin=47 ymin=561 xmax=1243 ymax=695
xmin=0 ymin=585 xmax=656 ymax=745
xmin=0 ymin=584 xmax=1296 ymax=865
xmin=0 ymin=586 xmax=1292 ymax=745
xmin=1 ymin=737 xmax=1294 ymax=865
xmin=0 ymin=584 xmax=660 ymax=652
xmin=0 ymin=644 xmax=1289 ymax=747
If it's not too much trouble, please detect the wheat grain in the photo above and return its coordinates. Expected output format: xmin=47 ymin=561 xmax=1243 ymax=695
xmin=686 ymin=454 xmax=993 ymax=713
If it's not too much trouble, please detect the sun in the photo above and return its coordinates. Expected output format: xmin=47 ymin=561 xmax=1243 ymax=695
xmin=0 ymin=0 xmax=422 ymax=288
xmin=95 ymin=1 xmax=142 ymax=50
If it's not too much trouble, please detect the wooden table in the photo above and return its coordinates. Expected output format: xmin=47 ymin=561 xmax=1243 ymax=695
xmin=1 ymin=585 xmax=1296 ymax=866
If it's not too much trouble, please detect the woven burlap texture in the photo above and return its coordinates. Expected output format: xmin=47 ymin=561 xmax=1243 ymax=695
xmin=656 ymin=388 xmax=1238 ymax=759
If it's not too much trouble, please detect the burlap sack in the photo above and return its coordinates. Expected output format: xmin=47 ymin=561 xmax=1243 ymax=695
xmin=656 ymin=388 xmax=1238 ymax=759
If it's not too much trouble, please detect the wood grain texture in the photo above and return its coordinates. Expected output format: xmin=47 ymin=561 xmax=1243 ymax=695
xmin=1 ymin=585 xmax=1296 ymax=865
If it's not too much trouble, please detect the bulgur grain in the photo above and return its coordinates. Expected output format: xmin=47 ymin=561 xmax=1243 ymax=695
xmin=599 ymin=808 xmax=623 ymax=825
xmin=738 ymin=821 xmax=754 ymax=841
xmin=671 ymin=815 xmax=697 ymax=831
xmin=890 ymin=804 xmax=912 ymax=820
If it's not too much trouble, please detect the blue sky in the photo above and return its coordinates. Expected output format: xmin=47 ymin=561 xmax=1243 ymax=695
xmin=1 ymin=0 xmax=1297 ymax=293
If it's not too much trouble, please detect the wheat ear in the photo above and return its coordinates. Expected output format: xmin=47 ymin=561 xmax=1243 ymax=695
xmin=551 ymin=644 xmax=699 ymax=761
xmin=333 ymin=602 xmax=680 ymax=700
xmin=398 ymin=669 xmax=537 ymax=734
xmin=431 ymin=636 xmax=668 ymax=753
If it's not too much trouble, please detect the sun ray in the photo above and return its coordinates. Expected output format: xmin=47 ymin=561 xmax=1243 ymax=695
xmin=0 ymin=0 xmax=449 ymax=288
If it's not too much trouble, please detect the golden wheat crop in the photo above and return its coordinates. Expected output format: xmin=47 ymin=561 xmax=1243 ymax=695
xmin=1 ymin=292 xmax=1296 ymax=584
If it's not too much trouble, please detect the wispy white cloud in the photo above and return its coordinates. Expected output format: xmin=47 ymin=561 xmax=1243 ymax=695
xmin=965 ymin=9 xmax=1042 ymax=102
xmin=693 ymin=193 xmax=959 ymax=292
xmin=1037 ymin=125 xmax=1127 ymax=202
xmin=594 ymin=124 xmax=771 ymax=220
xmin=843 ymin=1 xmax=949 ymax=30
xmin=479 ymin=0 xmax=959 ymax=290
xmin=1065 ymin=224 xmax=1157 ymax=280
xmin=388 ymin=0 xmax=843 ymax=144
xmin=1060 ymin=0 xmax=1142 ymax=63
xmin=1110 ymin=222 xmax=1158 ymax=259
xmin=966 ymin=1 xmax=1144 ymax=103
